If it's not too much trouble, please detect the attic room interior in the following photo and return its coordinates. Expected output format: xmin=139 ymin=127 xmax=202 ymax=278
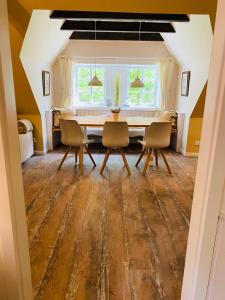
xmin=3 ymin=1 xmax=220 ymax=299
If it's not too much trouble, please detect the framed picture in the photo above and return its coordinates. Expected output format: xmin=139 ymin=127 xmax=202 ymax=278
xmin=42 ymin=71 xmax=50 ymax=96
xmin=181 ymin=71 xmax=191 ymax=96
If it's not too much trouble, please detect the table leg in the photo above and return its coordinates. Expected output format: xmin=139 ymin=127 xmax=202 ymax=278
xmin=79 ymin=146 xmax=84 ymax=175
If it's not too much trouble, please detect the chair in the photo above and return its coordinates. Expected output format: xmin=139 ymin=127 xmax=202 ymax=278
xmin=159 ymin=111 xmax=172 ymax=121
xmin=100 ymin=121 xmax=131 ymax=175
xmin=58 ymin=119 xmax=96 ymax=174
xmin=136 ymin=122 xmax=172 ymax=175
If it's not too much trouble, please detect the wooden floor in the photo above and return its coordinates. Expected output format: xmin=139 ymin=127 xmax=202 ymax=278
xmin=22 ymin=149 xmax=197 ymax=300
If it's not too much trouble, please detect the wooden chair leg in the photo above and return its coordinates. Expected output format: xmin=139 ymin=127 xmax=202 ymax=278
xmin=160 ymin=150 xmax=172 ymax=174
xmin=100 ymin=148 xmax=111 ymax=175
xmin=58 ymin=147 xmax=71 ymax=170
xmin=79 ymin=146 xmax=84 ymax=175
xmin=135 ymin=148 xmax=146 ymax=167
xmin=119 ymin=149 xmax=131 ymax=176
xmin=84 ymin=145 xmax=96 ymax=167
xmin=143 ymin=148 xmax=152 ymax=176
xmin=154 ymin=149 xmax=158 ymax=166
xmin=75 ymin=147 xmax=78 ymax=163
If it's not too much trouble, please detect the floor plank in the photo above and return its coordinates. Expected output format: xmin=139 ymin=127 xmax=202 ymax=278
xmin=22 ymin=149 xmax=197 ymax=300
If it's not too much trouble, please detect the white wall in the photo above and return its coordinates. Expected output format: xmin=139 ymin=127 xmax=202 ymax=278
xmin=52 ymin=40 xmax=178 ymax=109
xmin=20 ymin=10 xmax=70 ymax=152
xmin=162 ymin=15 xmax=213 ymax=153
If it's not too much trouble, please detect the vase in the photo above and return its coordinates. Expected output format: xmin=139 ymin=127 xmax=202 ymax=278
xmin=111 ymin=106 xmax=121 ymax=121
xmin=112 ymin=112 xmax=120 ymax=121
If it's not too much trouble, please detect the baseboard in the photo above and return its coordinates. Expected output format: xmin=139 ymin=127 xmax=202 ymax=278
xmin=34 ymin=150 xmax=46 ymax=155
xmin=184 ymin=152 xmax=199 ymax=157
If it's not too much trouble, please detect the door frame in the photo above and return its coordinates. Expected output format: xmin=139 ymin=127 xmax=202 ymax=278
xmin=1 ymin=0 xmax=225 ymax=299
xmin=0 ymin=1 xmax=32 ymax=299
xmin=181 ymin=0 xmax=225 ymax=298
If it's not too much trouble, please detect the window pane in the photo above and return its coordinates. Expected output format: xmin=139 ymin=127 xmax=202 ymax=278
xmin=92 ymin=87 xmax=104 ymax=103
xmin=78 ymin=67 xmax=91 ymax=103
xmin=128 ymin=67 xmax=157 ymax=106
xmin=79 ymin=90 xmax=90 ymax=103
xmin=129 ymin=68 xmax=142 ymax=105
xmin=129 ymin=90 xmax=141 ymax=105
xmin=79 ymin=67 xmax=90 ymax=80
xmin=92 ymin=67 xmax=104 ymax=103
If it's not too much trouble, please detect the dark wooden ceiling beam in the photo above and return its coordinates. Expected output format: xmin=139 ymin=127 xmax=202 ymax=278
xmin=50 ymin=10 xmax=189 ymax=22
xmin=61 ymin=20 xmax=175 ymax=33
xmin=69 ymin=31 xmax=164 ymax=41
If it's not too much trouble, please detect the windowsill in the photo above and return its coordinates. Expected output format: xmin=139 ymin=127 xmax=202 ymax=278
xmin=74 ymin=104 xmax=161 ymax=111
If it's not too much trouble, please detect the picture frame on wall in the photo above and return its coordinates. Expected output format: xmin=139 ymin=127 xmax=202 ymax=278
xmin=181 ymin=71 xmax=191 ymax=96
xmin=42 ymin=71 xmax=50 ymax=96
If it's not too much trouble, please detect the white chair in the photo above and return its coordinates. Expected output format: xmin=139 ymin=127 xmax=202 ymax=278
xmin=100 ymin=121 xmax=131 ymax=175
xmin=58 ymin=119 xmax=96 ymax=175
xmin=159 ymin=111 xmax=172 ymax=121
xmin=136 ymin=122 xmax=172 ymax=175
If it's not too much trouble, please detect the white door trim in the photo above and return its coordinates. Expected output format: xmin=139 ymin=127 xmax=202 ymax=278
xmin=1 ymin=0 xmax=225 ymax=299
xmin=0 ymin=1 xmax=33 ymax=299
xmin=182 ymin=0 xmax=225 ymax=299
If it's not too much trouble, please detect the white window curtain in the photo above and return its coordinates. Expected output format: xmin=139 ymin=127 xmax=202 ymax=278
xmin=159 ymin=60 xmax=175 ymax=110
xmin=58 ymin=57 xmax=75 ymax=107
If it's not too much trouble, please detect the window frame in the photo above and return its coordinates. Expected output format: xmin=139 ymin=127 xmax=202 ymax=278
xmin=75 ymin=63 xmax=160 ymax=108
xmin=127 ymin=64 xmax=159 ymax=108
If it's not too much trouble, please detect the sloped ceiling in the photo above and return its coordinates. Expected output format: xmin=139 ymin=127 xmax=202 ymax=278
xmin=162 ymin=14 xmax=212 ymax=152
xmin=20 ymin=10 xmax=70 ymax=114
xmin=162 ymin=14 xmax=213 ymax=117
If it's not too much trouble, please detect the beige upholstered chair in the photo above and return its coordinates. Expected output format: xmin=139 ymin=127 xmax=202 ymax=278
xmin=100 ymin=121 xmax=131 ymax=175
xmin=159 ymin=111 xmax=172 ymax=121
xmin=136 ymin=122 xmax=172 ymax=175
xmin=58 ymin=119 xmax=96 ymax=174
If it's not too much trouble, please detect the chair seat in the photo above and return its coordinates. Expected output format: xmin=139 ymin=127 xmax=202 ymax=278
xmin=138 ymin=140 xmax=168 ymax=149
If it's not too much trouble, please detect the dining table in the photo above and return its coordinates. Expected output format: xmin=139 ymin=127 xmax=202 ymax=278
xmin=54 ymin=115 xmax=167 ymax=173
xmin=57 ymin=115 xmax=164 ymax=128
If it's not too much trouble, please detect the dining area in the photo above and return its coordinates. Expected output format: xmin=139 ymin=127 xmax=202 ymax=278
xmin=56 ymin=114 xmax=173 ymax=176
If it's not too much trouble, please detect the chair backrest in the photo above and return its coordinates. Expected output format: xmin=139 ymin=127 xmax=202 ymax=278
xmin=159 ymin=111 xmax=172 ymax=121
xmin=60 ymin=119 xmax=84 ymax=146
xmin=102 ymin=121 xmax=129 ymax=148
xmin=144 ymin=122 xmax=172 ymax=148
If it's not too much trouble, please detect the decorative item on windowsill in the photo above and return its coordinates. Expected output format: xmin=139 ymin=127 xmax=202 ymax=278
xmin=111 ymin=76 xmax=121 ymax=121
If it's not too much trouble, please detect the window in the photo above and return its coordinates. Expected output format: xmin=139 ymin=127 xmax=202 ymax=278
xmin=128 ymin=66 xmax=158 ymax=107
xmin=75 ymin=63 xmax=160 ymax=107
xmin=77 ymin=65 xmax=105 ymax=105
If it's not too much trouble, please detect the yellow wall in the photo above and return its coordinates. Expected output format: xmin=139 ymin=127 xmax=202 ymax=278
xmin=16 ymin=0 xmax=217 ymax=25
xmin=186 ymin=118 xmax=203 ymax=153
xmin=8 ymin=0 xmax=217 ymax=153
xmin=186 ymin=83 xmax=207 ymax=154
xmin=191 ymin=83 xmax=207 ymax=118
xmin=9 ymin=21 xmax=39 ymax=115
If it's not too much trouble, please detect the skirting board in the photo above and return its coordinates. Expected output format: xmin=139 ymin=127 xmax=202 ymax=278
xmin=34 ymin=150 xmax=46 ymax=155
xmin=184 ymin=152 xmax=199 ymax=157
